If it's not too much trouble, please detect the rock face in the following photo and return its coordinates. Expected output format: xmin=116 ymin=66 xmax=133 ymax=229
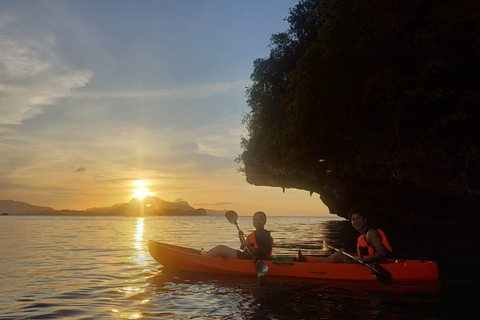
xmin=243 ymin=137 xmax=480 ymax=226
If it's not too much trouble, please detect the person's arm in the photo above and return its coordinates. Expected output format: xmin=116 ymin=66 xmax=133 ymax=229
xmin=359 ymin=229 xmax=386 ymax=263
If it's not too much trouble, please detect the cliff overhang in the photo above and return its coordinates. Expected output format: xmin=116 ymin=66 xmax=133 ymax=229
xmin=243 ymin=139 xmax=480 ymax=226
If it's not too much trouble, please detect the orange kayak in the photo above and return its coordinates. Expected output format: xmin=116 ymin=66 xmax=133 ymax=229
xmin=148 ymin=240 xmax=439 ymax=282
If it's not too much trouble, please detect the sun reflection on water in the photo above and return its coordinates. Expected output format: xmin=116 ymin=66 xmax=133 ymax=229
xmin=112 ymin=218 xmax=149 ymax=319
xmin=134 ymin=218 xmax=149 ymax=266
xmin=111 ymin=309 xmax=142 ymax=319
xmin=135 ymin=218 xmax=144 ymax=250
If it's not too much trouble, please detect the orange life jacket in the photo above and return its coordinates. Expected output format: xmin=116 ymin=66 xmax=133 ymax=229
xmin=244 ymin=231 xmax=274 ymax=258
xmin=357 ymin=228 xmax=393 ymax=258
xmin=246 ymin=232 xmax=259 ymax=249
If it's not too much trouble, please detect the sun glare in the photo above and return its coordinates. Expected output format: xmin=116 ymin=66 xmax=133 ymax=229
xmin=131 ymin=180 xmax=152 ymax=200
xmin=132 ymin=188 xmax=152 ymax=200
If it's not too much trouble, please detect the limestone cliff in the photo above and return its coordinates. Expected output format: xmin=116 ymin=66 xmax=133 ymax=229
xmin=243 ymin=137 xmax=480 ymax=226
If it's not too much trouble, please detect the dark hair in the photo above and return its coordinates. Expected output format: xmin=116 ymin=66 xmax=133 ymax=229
xmin=348 ymin=208 xmax=366 ymax=220
xmin=253 ymin=211 xmax=267 ymax=222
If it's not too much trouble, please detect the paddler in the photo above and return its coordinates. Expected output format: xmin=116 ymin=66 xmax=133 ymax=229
xmin=321 ymin=209 xmax=393 ymax=263
xmin=205 ymin=211 xmax=273 ymax=260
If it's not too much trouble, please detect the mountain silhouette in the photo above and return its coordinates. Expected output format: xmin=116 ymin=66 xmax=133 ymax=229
xmin=0 ymin=200 xmax=54 ymax=214
xmin=0 ymin=197 xmax=227 ymax=216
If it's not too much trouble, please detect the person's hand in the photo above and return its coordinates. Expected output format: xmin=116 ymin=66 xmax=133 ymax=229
xmin=238 ymin=230 xmax=244 ymax=237
xmin=353 ymin=256 xmax=363 ymax=263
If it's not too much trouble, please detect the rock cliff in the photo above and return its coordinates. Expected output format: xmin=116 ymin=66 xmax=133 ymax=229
xmin=243 ymin=136 xmax=480 ymax=226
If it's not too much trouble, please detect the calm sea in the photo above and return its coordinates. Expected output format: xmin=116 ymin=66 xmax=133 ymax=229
xmin=0 ymin=215 xmax=477 ymax=319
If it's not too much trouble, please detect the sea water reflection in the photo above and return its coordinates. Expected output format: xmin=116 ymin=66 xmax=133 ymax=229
xmin=112 ymin=217 xmax=149 ymax=319
xmin=0 ymin=215 xmax=469 ymax=319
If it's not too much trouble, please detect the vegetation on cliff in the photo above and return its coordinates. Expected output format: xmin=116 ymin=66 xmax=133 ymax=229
xmin=240 ymin=0 xmax=480 ymax=219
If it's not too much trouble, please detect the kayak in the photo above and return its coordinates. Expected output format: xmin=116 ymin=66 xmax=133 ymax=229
xmin=148 ymin=241 xmax=439 ymax=282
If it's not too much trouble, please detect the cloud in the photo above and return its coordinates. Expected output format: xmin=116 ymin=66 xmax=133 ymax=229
xmin=197 ymin=134 xmax=239 ymax=158
xmin=0 ymin=26 xmax=93 ymax=125
xmin=75 ymin=167 xmax=86 ymax=173
xmin=70 ymin=80 xmax=246 ymax=101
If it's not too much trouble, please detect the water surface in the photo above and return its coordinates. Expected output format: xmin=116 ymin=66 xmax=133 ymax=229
xmin=0 ymin=216 xmax=475 ymax=319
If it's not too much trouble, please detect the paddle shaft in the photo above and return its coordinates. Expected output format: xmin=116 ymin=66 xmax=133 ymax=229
xmin=326 ymin=244 xmax=392 ymax=284
xmin=326 ymin=244 xmax=372 ymax=265
xmin=234 ymin=222 xmax=258 ymax=261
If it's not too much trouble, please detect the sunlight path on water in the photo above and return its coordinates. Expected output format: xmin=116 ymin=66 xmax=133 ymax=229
xmin=112 ymin=217 xmax=151 ymax=319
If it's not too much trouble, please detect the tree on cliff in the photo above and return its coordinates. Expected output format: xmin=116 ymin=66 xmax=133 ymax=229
xmin=240 ymin=0 xmax=480 ymax=213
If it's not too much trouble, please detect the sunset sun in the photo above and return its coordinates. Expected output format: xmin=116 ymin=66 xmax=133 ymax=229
xmin=131 ymin=180 xmax=153 ymax=200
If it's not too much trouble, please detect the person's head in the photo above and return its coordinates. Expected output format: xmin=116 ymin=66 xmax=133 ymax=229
xmin=252 ymin=211 xmax=267 ymax=230
xmin=348 ymin=208 xmax=368 ymax=232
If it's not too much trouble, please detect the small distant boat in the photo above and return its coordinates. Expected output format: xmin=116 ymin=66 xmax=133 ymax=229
xmin=148 ymin=241 xmax=439 ymax=282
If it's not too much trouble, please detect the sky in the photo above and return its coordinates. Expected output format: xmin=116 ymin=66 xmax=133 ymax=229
xmin=0 ymin=0 xmax=330 ymax=216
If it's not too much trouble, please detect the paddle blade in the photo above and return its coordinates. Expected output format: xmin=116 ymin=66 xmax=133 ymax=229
xmin=255 ymin=260 xmax=269 ymax=278
xmin=369 ymin=263 xmax=393 ymax=285
xmin=225 ymin=210 xmax=238 ymax=225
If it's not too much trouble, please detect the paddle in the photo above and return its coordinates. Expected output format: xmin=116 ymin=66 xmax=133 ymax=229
xmin=325 ymin=244 xmax=392 ymax=285
xmin=225 ymin=210 xmax=268 ymax=278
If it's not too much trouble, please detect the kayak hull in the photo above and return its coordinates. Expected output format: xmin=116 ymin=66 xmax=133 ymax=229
xmin=148 ymin=240 xmax=439 ymax=282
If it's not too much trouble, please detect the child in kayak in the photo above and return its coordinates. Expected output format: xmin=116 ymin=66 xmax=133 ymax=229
xmin=321 ymin=209 xmax=393 ymax=263
xmin=206 ymin=211 xmax=273 ymax=260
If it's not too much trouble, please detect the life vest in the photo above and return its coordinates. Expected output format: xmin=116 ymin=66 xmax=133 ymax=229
xmin=246 ymin=232 xmax=259 ymax=249
xmin=244 ymin=231 xmax=274 ymax=258
xmin=357 ymin=228 xmax=393 ymax=258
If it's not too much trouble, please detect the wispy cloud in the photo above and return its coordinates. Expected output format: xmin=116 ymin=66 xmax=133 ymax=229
xmin=0 ymin=20 xmax=93 ymax=125
xmin=70 ymin=80 xmax=247 ymax=100
xmin=197 ymin=134 xmax=239 ymax=158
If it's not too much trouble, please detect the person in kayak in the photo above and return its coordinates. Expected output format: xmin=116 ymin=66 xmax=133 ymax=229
xmin=321 ymin=209 xmax=393 ymax=263
xmin=205 ymin=211 xmax=273 ymax=260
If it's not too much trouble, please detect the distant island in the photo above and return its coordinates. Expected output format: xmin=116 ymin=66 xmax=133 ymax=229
xmin=0 ymin=197 xmax=228 ymax=217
